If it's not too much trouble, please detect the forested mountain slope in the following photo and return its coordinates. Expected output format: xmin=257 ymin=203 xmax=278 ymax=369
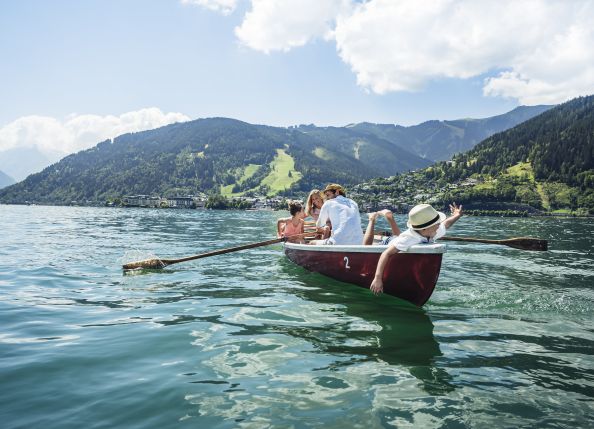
xmin=0 ymin=104 xmax=556 ymax=206
xmin=352 ymin=95 xmax=593 ymax=214
xmin=0 ymin=118 xmax=429 ymax=204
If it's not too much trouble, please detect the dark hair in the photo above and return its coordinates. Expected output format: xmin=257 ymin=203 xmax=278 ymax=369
xmin=288 ymin=201 xmax=303 ymax=216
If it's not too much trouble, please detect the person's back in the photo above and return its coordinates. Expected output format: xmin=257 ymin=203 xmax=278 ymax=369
xmin=317 ymin=194 xmax=363 ymax=245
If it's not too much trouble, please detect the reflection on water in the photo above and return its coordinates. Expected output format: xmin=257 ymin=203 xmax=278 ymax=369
xmin=177 ymin=261 xmax=456 ymax=425
xmin=282 ymin=267 xmax=453 ymax=393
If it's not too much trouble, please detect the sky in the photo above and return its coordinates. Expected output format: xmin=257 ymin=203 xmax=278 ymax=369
xmin=1 ymin=0 xmax=593 ymax=179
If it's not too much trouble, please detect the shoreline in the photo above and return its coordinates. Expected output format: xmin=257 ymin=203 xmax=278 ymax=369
xmin=1 ymin=202 xmax=592 ymax=218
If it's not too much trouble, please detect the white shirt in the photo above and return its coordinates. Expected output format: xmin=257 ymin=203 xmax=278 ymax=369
xmin=316 ymin=195 xmax=364 ymax=245
xmin=390 ymin=224 xmax=446 ymax=252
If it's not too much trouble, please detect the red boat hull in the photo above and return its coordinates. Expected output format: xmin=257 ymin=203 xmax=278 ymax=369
xmin=284 ymin=243 xmax=445 ymax=306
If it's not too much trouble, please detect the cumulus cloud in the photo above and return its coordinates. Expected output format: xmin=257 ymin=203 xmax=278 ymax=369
xmin=188 ymin=0 xmax=594 ymax=104
xmin=181 ymin=0 xmax=238 ymax=15
xmin=333 ymin=0 xmax=594 ymax=103
xmin=234 ymin=0 xmax=351 ymax=53
xmin=0 ymin=108 xmax=190 ymax=156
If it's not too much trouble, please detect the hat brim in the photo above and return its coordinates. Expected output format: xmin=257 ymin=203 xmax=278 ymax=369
xmin=407 ymin=211 xmax=446 ymax=230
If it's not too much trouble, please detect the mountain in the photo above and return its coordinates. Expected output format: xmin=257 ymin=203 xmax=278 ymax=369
xmin=0 ymin=147 xmax=63 ymax=182
xmin=0 ymin=105 xmax=557 ymax=206
xmin=351 ymin=95 xmax=594 ymax=214
xmin=0 ymin=170 xmax=15 ymax=189
xmin=350 ymin=105 xmax=553 ymax=162
xmin=0 ymin=118 xmax=431 ymax=205
xmin=293 ymin=124 xmax=429 ymax=173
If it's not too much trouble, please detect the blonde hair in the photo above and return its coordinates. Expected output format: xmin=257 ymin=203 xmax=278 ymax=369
xmin=305 ymin=189 xmax=323 ymax=217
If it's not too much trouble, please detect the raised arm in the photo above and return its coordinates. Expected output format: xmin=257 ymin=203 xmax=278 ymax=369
xmin=443 ymin=202 xmax=463 ymax=229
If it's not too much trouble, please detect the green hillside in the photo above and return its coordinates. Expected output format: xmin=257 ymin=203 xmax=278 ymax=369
xmin=352 ymin=95 xmax=594 ymax=215
xmin=0 ymin=104 xmax=560 ymax=206
xmin=0 ymin=118 xmax=429 ymax=205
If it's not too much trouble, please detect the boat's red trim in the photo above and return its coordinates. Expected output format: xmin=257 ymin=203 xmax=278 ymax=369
xmin=284 ymin=243 xmax=445 ymax=306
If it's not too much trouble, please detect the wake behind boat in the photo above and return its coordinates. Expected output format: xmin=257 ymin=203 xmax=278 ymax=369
xmin=284 ymin=241 xmax=446 ymax=306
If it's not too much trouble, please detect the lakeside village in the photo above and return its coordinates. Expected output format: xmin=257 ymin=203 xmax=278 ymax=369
xmin=17 ymin=170 xmax=565 ymax=217
xmin=111 ymin=190 xmax=414 ymax=213
xmin=108 ymin=175 xmax=531 ymax=217
xmin=114 ymin=193 xmax=389 ymax=211
xmin=104 ymin=169 xmax=475 ymax=213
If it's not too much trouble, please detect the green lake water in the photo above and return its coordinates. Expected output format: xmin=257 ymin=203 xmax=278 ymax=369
xmin=0 ymin=205 xmax=592 ymax=428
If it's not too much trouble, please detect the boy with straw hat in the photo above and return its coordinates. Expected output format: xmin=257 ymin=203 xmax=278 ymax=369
xmin=370 ymin=202 xmax=463 ymax=295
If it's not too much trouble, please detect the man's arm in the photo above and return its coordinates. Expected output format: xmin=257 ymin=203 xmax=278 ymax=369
xmin=370 ymin=245 xmax=399 ymax=295
xmin=443 ymin=203 xmax=463 ymax=229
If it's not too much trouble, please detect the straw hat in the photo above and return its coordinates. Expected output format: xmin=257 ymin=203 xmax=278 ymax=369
xmin=323 ymin=183 xmax=345 ymax=195
xmin=407 ymin=204 xmax=446 ymax=230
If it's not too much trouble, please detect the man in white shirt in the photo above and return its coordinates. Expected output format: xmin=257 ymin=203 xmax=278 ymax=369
xmin=370 ymin=202 xmax=463 ymax=295
xmin=311 ymin=184 xmax=364 ymax=245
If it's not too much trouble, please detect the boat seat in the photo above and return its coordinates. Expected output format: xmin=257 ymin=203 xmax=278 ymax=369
xmin=303 ymin=220 xmax=319 ymax=242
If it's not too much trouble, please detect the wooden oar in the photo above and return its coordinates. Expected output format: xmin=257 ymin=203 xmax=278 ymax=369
xmin=373 ymin=231 xmax=548 ymax=251
xmin=439 ymin=236 xmax=548 ymax=251
xmin=122 ymin=232 xmax=311 ymax=270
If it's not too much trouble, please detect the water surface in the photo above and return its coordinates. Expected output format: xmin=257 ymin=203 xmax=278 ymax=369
xmin=1 ymin=205 xmax=592 ymax=428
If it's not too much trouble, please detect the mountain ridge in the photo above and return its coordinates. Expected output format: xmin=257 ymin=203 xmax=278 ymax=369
xmin=349 ymin=104 xmax=553 ymax=161
xmin=351 ymin=95 xmax=593 ymax=214
xmin=0 ymin=105 xmax=555 ymax=205
xmin=0 ymin=170 xmax=15 ymax=189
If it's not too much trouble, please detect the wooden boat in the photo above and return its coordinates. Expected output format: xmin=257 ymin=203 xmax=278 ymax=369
xmin=284 ymin=242 xmax=446 ymax=306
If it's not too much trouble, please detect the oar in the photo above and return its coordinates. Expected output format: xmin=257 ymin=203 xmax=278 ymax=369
xmin=122 ymin=232 xmax=311 ymax=270
xmin=373 ymin=231 xmax=548 ymax=251
xmin=439 ymin=236 xmax=548 ymax=251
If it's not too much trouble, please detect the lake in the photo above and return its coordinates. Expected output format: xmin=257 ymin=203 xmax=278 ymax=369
xmin=1 ymin=205 xmax=592 ymax=428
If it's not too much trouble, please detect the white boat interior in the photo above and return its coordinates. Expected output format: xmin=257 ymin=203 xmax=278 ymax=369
xmin=284 ymin=242 xmax=447 ymax=254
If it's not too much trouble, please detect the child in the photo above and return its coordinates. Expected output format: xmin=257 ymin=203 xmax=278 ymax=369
xmin=370 ymin=203 xmax=463 ymax=295
xmin=277 ymin=201 xmax=306 ymax=243
xmin=305 ymin=189 xmax=324 ymax=221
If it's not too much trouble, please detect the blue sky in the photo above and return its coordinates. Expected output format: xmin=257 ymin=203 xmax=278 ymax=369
xmin=1 ymin=0 xmax=593 ymax=179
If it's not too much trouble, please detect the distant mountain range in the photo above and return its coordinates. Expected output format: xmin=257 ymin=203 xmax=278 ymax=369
xmin=0 ymin=170 xmax=15 ymax=189
xmin=0 ymin=105 xmax=553 ymax=205
xmin=0 ymin=147 xmax=60 ymax=182
xmin=352 ymin=95 xmax=594 ymax=214
xmin=348 ymin=105 xmax=553 ymax=162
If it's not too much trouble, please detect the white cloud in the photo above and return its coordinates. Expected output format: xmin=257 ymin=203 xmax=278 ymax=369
xmin=482 ymin=6 xmax=594 ymax=104
xmin=333 ymin=0 xmax=594 ymax=103
xmin=181 ymin=0 xmax=238 ymax=15
xmin=234 ymin=0 xmax=352 ymax=53
xmin=0 ymin=108 xmax=190 ymax=156
xmin=201 ymin=0 xmax=594 ymax=104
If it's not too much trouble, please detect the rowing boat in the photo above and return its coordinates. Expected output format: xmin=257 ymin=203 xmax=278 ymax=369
xmin=283 ymin=242 xmax=446 ymax=306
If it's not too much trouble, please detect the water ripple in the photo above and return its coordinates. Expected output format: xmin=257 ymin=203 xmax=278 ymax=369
xmin=0 ymin=205 xmax=592 ymax=428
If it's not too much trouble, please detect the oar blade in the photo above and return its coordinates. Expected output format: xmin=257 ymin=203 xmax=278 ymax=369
xmin=506 ymin=238 xmax=548 ymax=251
xmin=122 ymin=258 xmax=167 ymax=270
